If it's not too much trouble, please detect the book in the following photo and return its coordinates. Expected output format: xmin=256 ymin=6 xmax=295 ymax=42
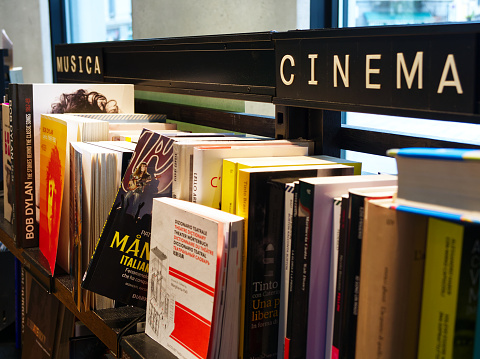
xmin=74 ymin=113 xmax=167 ymax=122
xmin=288 ymin=174 xmax=397 ymax=359
xmin=417 ymin=217 xmax=480 ymax=359
xmin=21 ymin=275 xmax=73 ymax=359
xmin=331 ymin=194 xmax=349 ymax=359
xmin=388 ymin=147 xmax=480 ymax=222
xmin=325 ymin=195 xmax=345 ymax=359
xmin=39 ymin=114 xmax=109 ymax=275
xmin=355 ymin=198 xmax=428 ymax=359
xmin=236 ymin=164 xmax=354 ymax=359
xmin=2 ymin=102 xmax=13 ymax=223
xmin=221 ymin=154 xmax=361 ymax=214
xmin=335 ymin=186 xmax=397 ymax=359
xmin=71 ymin=141 xmax=134 ymax=311
xmin=276 ymin=180 xmax=296 ymax=359
xmin=8 ymin=83 xmax=134 ymax=248
xmin=171 ymin=136 xmax=261 ymax=201
xmin=107 ymin=122 xmax=177 ymax=132
xmin=191 ymin=142 xmax=309 ymax=209
xmin=145 ymin=197 xmax=244 ymax=359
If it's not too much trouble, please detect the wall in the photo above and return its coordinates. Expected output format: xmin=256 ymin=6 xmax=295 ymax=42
xmin=0 ymin=0 xmax=52 ymax=83
xmin=132 ymin=0 xmax=308 ymax=116
xmin=132 ymin=0 xmax=304 ymax=39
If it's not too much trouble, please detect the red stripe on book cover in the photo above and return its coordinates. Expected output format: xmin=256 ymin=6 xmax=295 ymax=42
xmin=170 ymin=301 xmax=212 ymax=359
xmin=169 ymin=267 xmax=215 ymax=296
xmin=284 ymin=338 xmax=290 ymax=359
xmin=332 ymin=345 xmax=339 ymax=359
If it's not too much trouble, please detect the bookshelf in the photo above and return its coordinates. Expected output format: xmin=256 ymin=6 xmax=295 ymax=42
xmin=3 ymin=22 xmax=480 ymax=358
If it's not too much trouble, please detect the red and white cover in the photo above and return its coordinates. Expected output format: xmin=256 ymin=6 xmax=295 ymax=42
xmin=146 ymin=197 xmax=243 ymax=359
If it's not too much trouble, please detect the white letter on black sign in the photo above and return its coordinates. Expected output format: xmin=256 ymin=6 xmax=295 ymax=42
xmin=366 ymin=54 xmax=381 ymax=89
xmin=334 ymin=55 xmax=350 ymax=88
xmin=397 ymin=52 xmax=423 ymax=89
xmin=308 ymin=54 xmax=318 ymax=85
xmin=280 ymin=55 xmax=295 ymax=86
xmin=437 ymin=54 xmax=463 ymax=94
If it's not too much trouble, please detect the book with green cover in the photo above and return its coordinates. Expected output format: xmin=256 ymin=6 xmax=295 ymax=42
xmin=417 ymin=217 xmax=480 ymax=359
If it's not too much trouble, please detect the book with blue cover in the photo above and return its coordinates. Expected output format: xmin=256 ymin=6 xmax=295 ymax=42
xmin=388 ymin=147 xmax=480 ymax=223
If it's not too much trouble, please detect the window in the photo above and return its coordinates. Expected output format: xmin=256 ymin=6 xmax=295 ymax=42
xmin=338 ymin=0 xmax=480 ymax=174
xmin=65 ymin=0 xmax=132 ymax=43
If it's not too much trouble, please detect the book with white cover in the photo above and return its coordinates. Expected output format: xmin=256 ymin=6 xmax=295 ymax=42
xmin=191 ymin=144 xmax=309 ymax=209
xmin=146 ymin=197 xmax=244 ymax=359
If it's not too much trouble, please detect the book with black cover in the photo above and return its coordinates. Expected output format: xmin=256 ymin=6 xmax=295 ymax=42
xmin=236 ymin=164 xmax=354 ymax=359
xmin=22 ymin=277 xmax=60 ymax=359
xmin=82 ymin=129 xmax=175 ymax=308
xmin=8 ymin=83 xmax=134 ymax=248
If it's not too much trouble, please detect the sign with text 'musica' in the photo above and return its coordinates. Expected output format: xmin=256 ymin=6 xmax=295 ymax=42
xmin=275 ymin=32 xmax=477 ymax=115
xmin=55 ymin=47 xmax=104 ymax=82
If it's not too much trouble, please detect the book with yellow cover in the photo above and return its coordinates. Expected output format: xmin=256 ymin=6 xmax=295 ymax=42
xmin=222 ymin=155 xmax=361 ymax=214
xmin=417 ymin=217 xmax=480 ymax=359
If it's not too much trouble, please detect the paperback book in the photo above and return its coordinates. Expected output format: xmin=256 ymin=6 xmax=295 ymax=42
xmin=145 ymin=197 xmax=244 ymax=359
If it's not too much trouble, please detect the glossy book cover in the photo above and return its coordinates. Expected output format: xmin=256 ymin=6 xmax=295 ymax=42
xmin=82 ymin=129 xmax=175 ymax=308
xmin=39 ymin=116 xmax=67 ymax=275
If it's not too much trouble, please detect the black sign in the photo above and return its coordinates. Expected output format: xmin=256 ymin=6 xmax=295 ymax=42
xmin=275 ymin=32 xmax=477 ymax=115
xmin=55 ymin=47 xmax=104 ymax=82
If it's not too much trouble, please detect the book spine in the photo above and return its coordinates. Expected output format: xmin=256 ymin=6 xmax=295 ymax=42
xmin=326 ymin=197 xmax=343 ymax=359
xmin=284 ymin=183 xmax=299 ymax=359
xmin=10 ymin=84 xmax=37 ymax=248
xmin=221 ymin=159 xmax=237 ymax=214
xmin=286 ymin=181 xmax=314 ymax=359
xmin=340 ymin=193 xmax=366 ymax=359
xmin=236 ymin=169 xmax=251 ymax=359
xmin=191 ymin=149 xmax=203 ymax=204
xmin=417 ymin=218 xmax=469 ymax=358
xmin=171 ymin=142 xmax=179 ymax=199
xmin=452 ymin=224 xmax=480 ymax=358
xmin=332 ymin=195 xmax=349 ymax=359
xmin=278 ymin=182 xmax=295 ymax=359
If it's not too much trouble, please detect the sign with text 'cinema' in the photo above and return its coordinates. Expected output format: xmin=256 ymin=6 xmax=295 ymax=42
xmin=275 ymin=33 xmax=477 ymax=114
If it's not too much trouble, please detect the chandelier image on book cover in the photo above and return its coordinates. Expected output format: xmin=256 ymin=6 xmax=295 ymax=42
xmin=82 ymin=128 xmax=175 ymax=308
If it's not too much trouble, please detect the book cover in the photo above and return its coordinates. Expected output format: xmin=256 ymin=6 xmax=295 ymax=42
xmin=9 ymin=84 xmax=36 ymax=247
xmin=355 ymin=198 xmax=427 ymax=359
xmin=82 ymin=129 xmax=176 ymax=308
xmin=294 ymin=175 xmax=397 ymax=359
xmin=21 ymin=277 xmax=61 ymax=359
xmin=2 ymin=102 xmax=13 ymax=223
xmin=191 ymin=143 xmax=309 ymax=209
xmin=39 ymin=114 xmax=109 ymax=275
xmin=417 ymin=217 xmax=480 ymax=359
xmin=8 ymin=83 xmax=134 ymax=248
xmin=145 ymin=197 xmax=243 ymax=359
xmin=39 ymin=115 xmax=68 ymax=275
xmin=236 ymin=164 xmax=354 ymax=359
